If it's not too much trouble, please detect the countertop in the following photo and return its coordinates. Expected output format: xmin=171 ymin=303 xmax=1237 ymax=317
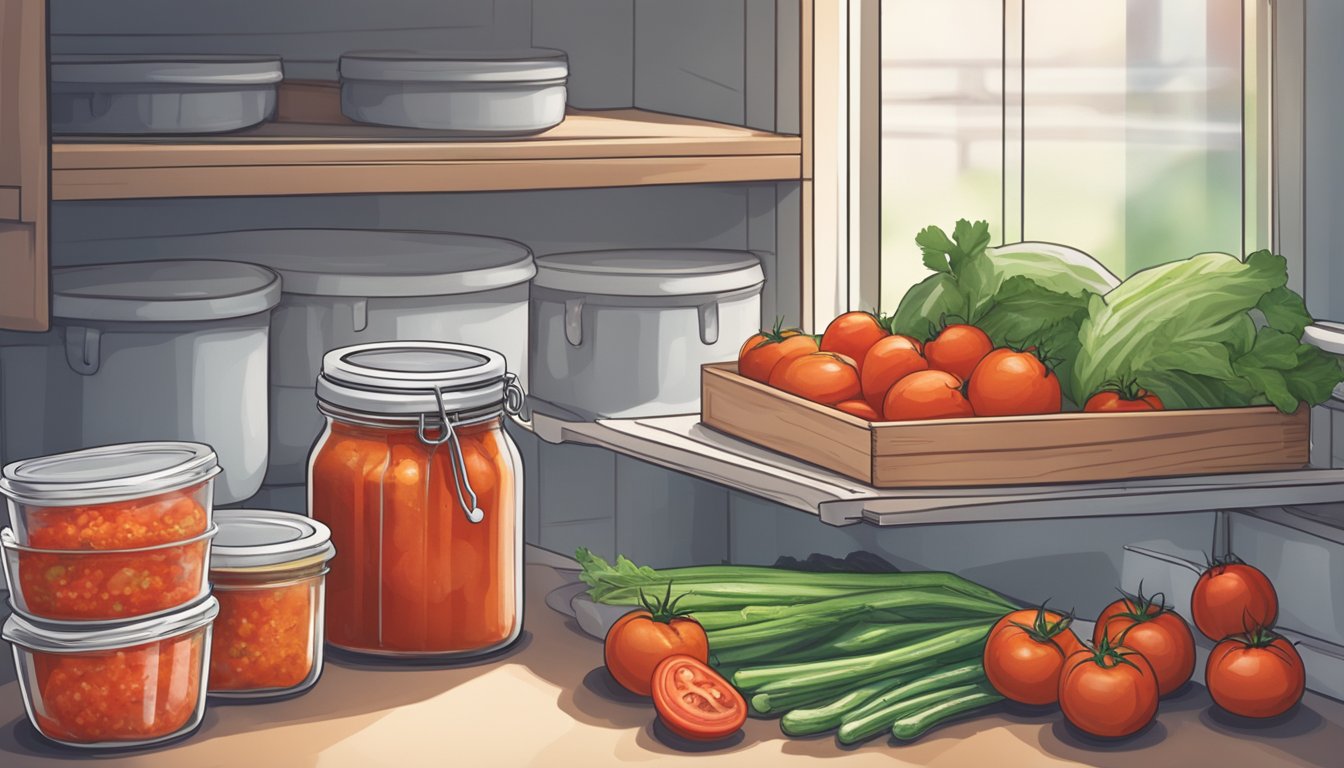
xmin=2 ymin=553 xmax=1342 ymax=768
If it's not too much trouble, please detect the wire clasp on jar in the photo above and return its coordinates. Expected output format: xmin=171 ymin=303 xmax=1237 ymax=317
xmin=417 ymin=386 xmax=486 ymax=524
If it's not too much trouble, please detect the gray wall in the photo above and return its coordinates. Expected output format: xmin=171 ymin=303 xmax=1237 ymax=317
xmin=526 ymin=433 xmax=1222 ymax=621
xmin=50 ymin=0 xmax=802 ymax=130
xmin=1303 ymin=0 xmax=1344 ymax=323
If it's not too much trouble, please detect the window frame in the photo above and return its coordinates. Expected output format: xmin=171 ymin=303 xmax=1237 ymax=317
xmin=805 ymin=0 xmax=1305 ymax=328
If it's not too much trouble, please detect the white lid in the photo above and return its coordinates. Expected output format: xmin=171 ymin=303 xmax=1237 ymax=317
xmin=52 ymin=260 xmax=281 ymax=322
xmin=0 ymin=442 xmax=220 ymax=507
xmin=532 ymin=249 xmax=765 ymax=298
xmin=210 ymin=510 xmax=334 ymax=571
xmin=316 ymin=341 xmax=511 ymax=416
xmin=150 ymin=229 xmax=535 ymax=298
xmin=51 ymin=54 xmax=283 ymax=85
xmin=3 ymin=594 xmax=219 ymax=653
xmin=340 ymin=48 xmax=567 ymax=83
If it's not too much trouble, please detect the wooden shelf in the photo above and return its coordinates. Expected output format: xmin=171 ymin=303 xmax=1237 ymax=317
xmin=51 ymin=82 xmax=802 ymax=201
xmin=525 ymin=411 xmax=1344 ymax=527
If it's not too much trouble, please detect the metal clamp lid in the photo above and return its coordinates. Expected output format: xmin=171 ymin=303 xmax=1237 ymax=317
xmin=416 ymin=374 xmax=525 ymax=524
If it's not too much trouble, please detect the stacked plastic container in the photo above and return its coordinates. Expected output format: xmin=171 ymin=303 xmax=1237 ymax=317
xmin=0 ymin=443 xmax=222 ymax=748
xmin=0 ymin=444 xmax=337 ymax=747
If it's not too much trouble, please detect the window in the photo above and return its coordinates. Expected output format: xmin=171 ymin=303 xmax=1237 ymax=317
xmin=874 ymin=0 xmax=1267 ymax=311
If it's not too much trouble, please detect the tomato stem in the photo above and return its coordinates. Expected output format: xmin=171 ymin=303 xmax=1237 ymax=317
xmin=1007 ymin=601 xmax=1077 ymax=650
xmin=638 ymin=582 xmax=693 ymax=624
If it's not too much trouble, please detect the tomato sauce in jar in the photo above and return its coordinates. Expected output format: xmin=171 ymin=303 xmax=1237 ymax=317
xmin=207 ymin=510 xmax=334 ymax=698
xmin=309 ymin=342 xmax=523 ymax=658
xmin=2 ymin=596 xmax=218 ymax=748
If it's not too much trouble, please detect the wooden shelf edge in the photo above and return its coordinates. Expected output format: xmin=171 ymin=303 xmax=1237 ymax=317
xmin=52 ymin=154 xmax=803 ymax=201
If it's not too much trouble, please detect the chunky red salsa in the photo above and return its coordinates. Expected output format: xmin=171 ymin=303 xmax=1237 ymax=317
xmin=31 ymin=631 xmax=205 ymax=744
xmin=16 ymin=538 xmax=209 ymax=621
xmin=24 ymin=484 xmax=208 ymax=550
xmin=209 ymin=578 xmax=319 ymax=692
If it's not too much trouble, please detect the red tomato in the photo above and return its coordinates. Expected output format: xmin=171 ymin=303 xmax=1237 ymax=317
xmin=1059 ymin=639 xmax=1160 ymax=739
xmin=738 ymin=329 xmax=817 ymax=383
xmin=1084 ymin=384 xmax=1164 ymax=412
xmin=835 ymin=400 xmax=881 ymax=421
xmin=924 ymin=324 xmax=993 ymax=380
xmin=1190 ymin=557 xmax=1278 ymax=641
xmin=820 ymin=312 xmax=890 ymax=370
xmin=769 ymin=352 xmax=861 ymax=405
xmin=860 ymin=336 xmax=928 ymax=411
xmin=1206 ymin=629 xmax=1305 ymax=718
xmin=883 ymin=370 xmax=975 ymax=421
xmin=604 ymin=589 xmax=709 ymax=697
xmin=1092 ymin=588 xmax=1195 ymax=696
xmin=966 ymin=348 xmax=1062 ymax=416
xmin=982 ymin=606 xmax=1086 ymax=706
xmin=651 ymin=655 xmax=747 ymax=741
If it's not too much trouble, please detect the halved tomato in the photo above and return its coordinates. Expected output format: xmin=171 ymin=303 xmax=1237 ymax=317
xmin=651 ymin=655 xmax=747 ymax=742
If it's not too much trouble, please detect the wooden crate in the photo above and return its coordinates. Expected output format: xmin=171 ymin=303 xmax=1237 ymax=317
xmin=700 ymin=363 xmax=1311 ymax=488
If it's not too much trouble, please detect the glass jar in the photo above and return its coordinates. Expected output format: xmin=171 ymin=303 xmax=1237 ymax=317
xmin=2 ymin=595 xmax=218 ymax=749
xmin=309 ymin=341 xmax=524 ymax=658
xmin=207 ymin=509 xmax=335 ymax=698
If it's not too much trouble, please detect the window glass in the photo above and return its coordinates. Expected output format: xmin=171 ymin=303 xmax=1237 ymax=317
xmin=880 ymin=0 xmax=1245 ymax=309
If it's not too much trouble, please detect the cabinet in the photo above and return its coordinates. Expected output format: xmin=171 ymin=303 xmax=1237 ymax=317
xmin=0 ymin=0 xmax=47 ymax=331
xmin=0 ymin=0 xmax=817 ymax=331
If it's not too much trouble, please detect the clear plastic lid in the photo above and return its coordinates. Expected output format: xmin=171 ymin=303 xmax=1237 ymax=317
xmin=210 ymin=509 xmax=335 ymax=572
xmin=2 ymin=595 xmax=220 ymax=653
xmin=0 ymin=442 xmax=220 ymax=507
xmin=340 ymin=48 xmax=568 ymax=83
xmin=316 ymin=341 xmax=518 ymax=417
xmin=531 ymin=249 xmax=765 ymax=297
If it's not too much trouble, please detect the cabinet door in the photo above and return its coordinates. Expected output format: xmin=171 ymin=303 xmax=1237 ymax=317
xmin=0 ymin=0 xmax=47 ymax=331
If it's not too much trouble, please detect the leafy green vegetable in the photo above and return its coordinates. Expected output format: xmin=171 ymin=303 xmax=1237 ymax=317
xmin=1073 ymin=250 xmax=1344 ymax=411
xmin=889 ymin=221 xmax=1119 ymax=396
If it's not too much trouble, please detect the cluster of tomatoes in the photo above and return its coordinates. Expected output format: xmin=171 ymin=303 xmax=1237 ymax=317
xmin=602 ymin=590 xmax=745 ymax=743
xmin=983 ymin=556 xmax=1303 ymax=740
xmin=739 ymin=312 xmax=1165 ymax=422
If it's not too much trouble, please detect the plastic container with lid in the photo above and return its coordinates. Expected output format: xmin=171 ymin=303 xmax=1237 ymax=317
xmin=8 ymin=261 xmax=280 ymax=504
xmin=339 ymin=48 xmax=568 ymax=133
xmin=2 ymin=525 xmax=216 ymax=623
xmin=207 ymin=509 xmax=334 ymax=698
xmin=50 ymin=54 xmax=283 ymax=135
xmin=0 ymin=441 xmax=219 ymax=547
xmin=529 ymin=249 xmax=765 ymax=418
xmin=309 ymin=342 xmax=524 ymax=658
xmin=48 ymin=229 xmax=536 ymax=488
xmin=3 ymin=595 xmax=218 ymax=748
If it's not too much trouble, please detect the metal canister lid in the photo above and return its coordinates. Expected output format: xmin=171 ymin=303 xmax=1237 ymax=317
xmin=210 ymin=509 xmax=335 ymax=573
xmin=316 ymin=341 xmax=521 ymax=417
xmin=339 ymin=48 xmax=568 ymax=84
xmin=0 ymin=442 xmax=220 ymax=507
xmin=2 ymin=595 xmax=220 ymax=653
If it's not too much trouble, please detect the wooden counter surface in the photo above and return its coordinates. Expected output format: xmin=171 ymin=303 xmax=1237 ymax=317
xmin=2 ymin=555 xmax=1340 ymax=767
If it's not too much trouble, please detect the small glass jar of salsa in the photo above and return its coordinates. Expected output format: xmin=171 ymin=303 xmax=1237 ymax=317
xmin=207 ymin=509 xmax=335 ymax=698
xmin=2 ymin=595 xmax=218 ymax=748
xmin=1 ymin=442 xmax=219 ymax=548
xmin=310 ymin=342 xmax=524 ymax=658
xmin=2 ymin=525 xmax=216 ymax=622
